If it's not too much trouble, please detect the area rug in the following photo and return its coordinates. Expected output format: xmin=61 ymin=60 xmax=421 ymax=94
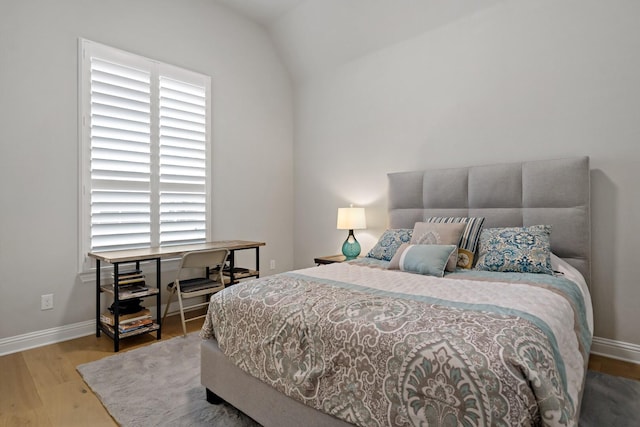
xmin=77 ymin=333 xmax=640 ymax=427
xmin=77 ymin=333 xmax=257 ymax=427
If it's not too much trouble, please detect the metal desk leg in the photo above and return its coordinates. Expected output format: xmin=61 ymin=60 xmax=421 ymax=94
xmin=113 ymin=263 xmax=120 ymax=352
xmin=156 ymin=257 xmax=161 ymax=340
xmin=229 ymin=250 xmax=235 ymax=285
xmin=255 ymin=247 xmax=260 ymax=278
xmin=96 ymin=259 xmax=101 ymax=337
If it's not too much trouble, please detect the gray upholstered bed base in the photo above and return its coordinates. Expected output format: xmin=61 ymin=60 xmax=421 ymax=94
xmin=201 ymin=156 xmax=591 ymax=426
xmin=201 ymin=338 xmax=351 ymax=427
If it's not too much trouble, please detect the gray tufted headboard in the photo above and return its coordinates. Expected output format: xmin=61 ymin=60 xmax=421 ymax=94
xmin=388 ymin=156 xmax=591 ymax=285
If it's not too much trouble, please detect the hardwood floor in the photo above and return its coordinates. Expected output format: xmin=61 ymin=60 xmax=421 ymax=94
xmin=1 ymin=317 xmax=639 ymax=427
xmin=588 ymin=353 xmax=640 ymax=381
xmin=0 ymin=313 xmax=204 ymax=427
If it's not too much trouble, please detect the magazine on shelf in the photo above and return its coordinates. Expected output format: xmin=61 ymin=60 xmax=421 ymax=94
xmin=102 ymin=322 xmax=158 ymax=338
xmin=113 ymin=268 xmax=143 ymax=278
xmin=100 ymin=308 xmax=151 ymax=326
xmin=114 ymin=275 xmax=146 ymax=285
xmin=118 ymin=317 xmax=153 ymax=332
xmin=101 ymin=284 xmax=156 ymax=299
xmin=119 ymin=283 xmax=149 ymax=293
xmin=222 ymin=266 xmax=250 ymax=274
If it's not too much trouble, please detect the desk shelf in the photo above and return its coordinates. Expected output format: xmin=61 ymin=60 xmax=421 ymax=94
xmin=99 ymin=284 xmax=160 ymax=343
xmin=220 ymin=267 xmax=259 ymax=283
xmin=100 ymin=284 xmax=160 ymax=300
xmin=89 ymin=240 xmax=265 ymax=352
xmin=94 ymin=258 xmax=162 ymax=352
xmin=100 ymin=322 xmax=161 ymax=339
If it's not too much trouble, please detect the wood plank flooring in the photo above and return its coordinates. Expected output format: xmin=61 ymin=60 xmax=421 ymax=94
xmin=0 ymin=313 xmax=203 ymax=427
xmin=1 ymin=315 xmax=639 ymax=426
xmin=588 ymin=353 xmax=640 ymax=381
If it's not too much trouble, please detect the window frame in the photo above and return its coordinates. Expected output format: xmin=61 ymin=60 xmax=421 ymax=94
xmin=78 ymin=39 xmax=212 ymax=272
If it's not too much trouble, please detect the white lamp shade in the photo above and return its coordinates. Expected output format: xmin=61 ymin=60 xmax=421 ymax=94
xmin=336 ymin=207 xmax=366 ymax=230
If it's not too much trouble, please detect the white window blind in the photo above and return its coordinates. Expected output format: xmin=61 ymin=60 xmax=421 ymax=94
xmin=90 ymin=58 xmax=152 ymax=252
xmin=79 ymin=39 xmax=211 ymax=269
xmin=159 ymin=77 xmax=208 ymax=245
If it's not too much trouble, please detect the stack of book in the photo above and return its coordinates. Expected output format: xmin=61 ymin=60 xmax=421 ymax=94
xmin=100 ymin=267 xmax=156 ymax=337
xmin=113 ymin=268 xmax=148 ymax=294
xmin=100 ymin=308 xmax=154 ymax=334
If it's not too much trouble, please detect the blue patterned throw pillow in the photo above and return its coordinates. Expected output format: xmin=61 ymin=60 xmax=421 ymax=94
xmin=475 ymin=225 xmax=553 ymax=274
xmin=366 ymin=228 xmax=413 ymax=261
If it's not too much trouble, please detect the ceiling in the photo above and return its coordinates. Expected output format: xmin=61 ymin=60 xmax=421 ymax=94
xmin=214 ymin=0 xmax=503 ymax=82
xmin=215 ymin=0 xmax=305 ymax=25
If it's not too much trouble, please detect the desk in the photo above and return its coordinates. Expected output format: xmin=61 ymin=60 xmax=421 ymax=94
xmin=89 ymin=240 xmax=265 ymax=351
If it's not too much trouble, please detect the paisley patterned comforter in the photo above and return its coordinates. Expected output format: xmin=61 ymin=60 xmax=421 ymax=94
xmin=201 ymin=261 xmax=591 ymax=427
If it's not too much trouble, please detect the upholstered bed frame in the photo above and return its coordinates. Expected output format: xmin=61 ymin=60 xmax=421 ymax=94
xmin=201 ymin=156 xmax=591 ymax=427
xmin=388 ymin=156 xmax=591 ymax=285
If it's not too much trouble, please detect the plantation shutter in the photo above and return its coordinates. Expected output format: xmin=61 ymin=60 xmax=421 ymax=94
xmin=158 ymin=77 xmax=208 ymax=245
xmin=80 ymin=39 xmax=211 ymax=262
xmin=90 ymin=58 xmax=152 ymax=252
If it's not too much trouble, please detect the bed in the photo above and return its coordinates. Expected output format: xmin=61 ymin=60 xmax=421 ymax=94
xmin=200 ymin=156 xmax=593 ymax=427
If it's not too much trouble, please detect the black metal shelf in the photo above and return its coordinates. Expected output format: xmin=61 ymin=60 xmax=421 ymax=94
xmin=89 ymin=241 xmax=265 ymax=352
xmin=95 ymin=257 xmax=162 ymax=352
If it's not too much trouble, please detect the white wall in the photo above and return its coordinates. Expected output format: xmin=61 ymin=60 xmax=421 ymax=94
xmin=291 ymin=1 xmax=640 ymax=347
xmin=0 ymin=0 xmax=294 ymax=339
xmin=2 ymin=0 xmax=639 ymax=355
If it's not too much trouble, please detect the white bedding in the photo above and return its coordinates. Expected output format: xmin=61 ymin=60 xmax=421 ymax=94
xmin=551 ymin=253 xmax=593 ymax=334
xmin=298 ymin=261 xmax=591 ymax=413
xmin=203 ymin=259 xmax=592 ymax=426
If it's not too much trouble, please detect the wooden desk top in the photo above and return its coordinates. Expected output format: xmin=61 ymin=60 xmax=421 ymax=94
xmin=88 ymin=240 xmax=265 ymax=264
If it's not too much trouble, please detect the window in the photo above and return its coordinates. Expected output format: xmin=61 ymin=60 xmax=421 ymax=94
xmin=79 ymin=39 xmax=211 ymax=270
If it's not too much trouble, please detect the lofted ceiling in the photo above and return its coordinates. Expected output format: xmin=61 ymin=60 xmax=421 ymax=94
xmin=215 ymin=0 xmax=305 ymax=25
xmin=215 ymin=0 xmax=503 ymax=82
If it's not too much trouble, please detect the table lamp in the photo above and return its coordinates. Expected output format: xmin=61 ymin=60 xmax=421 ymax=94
xmin=336 ymin=205 xmax=366 ymax=259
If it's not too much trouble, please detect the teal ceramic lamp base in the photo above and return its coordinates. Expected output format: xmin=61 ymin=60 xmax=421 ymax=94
xmin=341 ymin=229 xmax=361 ymax=259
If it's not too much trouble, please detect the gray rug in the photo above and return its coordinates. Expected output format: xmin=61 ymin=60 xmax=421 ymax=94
xmin=77 ymin=333 xmax=639 ymax=427
xmin=77 ymin=333 xmax=257 ymax=427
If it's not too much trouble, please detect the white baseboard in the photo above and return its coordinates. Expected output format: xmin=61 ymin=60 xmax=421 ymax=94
xmin=0 ymin=301 xmax=202 ymax=356
xmin=591 ymin=336 xmax=640 ymax=364
xmin=0 ymin=320 xmax=95 ymax=356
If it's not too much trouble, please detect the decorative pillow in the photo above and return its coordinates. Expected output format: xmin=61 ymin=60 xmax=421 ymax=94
xmin=410 ymin=222 xmax=466 ymax=272
xmin=366 ymin=228 xmax=413 ymax=261
xmin=426 ymin=217 xmax=485 ymax=269
xmin=475 ymin=225 xmax=553 ymax=274
xmin=389 ymin=244 xmax=457 ymax=277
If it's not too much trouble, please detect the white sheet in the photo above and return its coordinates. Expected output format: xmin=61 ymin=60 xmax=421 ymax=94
xmin=551 ymin=253 xmax=593 ymax=335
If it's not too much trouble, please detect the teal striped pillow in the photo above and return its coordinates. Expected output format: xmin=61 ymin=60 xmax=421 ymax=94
xmin=389 ymin=244 xmax=457 ymax=277
xmin=425 ymin=217 xmax=485 ymax=269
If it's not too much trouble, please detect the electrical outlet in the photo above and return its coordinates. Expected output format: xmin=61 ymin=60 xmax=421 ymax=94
xmin=41 ymin=294 xmax=54 ymax=310
xmin=269 ymin=260 xmax=276 ymax=270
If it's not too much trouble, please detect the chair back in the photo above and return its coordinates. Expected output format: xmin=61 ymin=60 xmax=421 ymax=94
xmin=177 ymin=249 xmax=229 ymax=285
xmin=179 ymin=248 xmax=229 ymax=271
xmin=163 ymin=248 xmax=230 ymax=336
